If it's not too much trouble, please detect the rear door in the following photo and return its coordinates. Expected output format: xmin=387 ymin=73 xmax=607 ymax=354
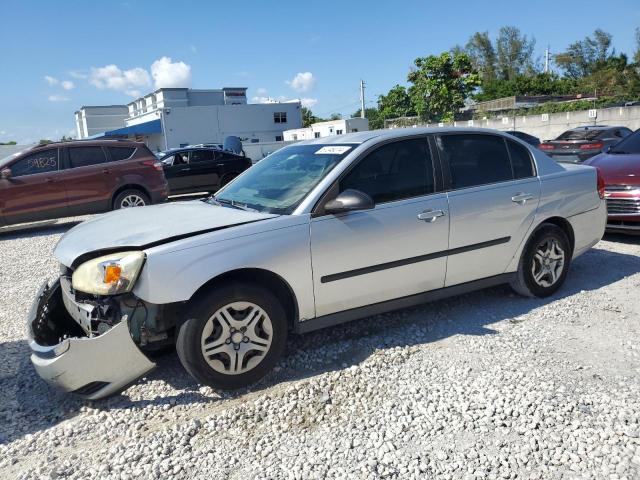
xmin=310 ymin=137 xmax=450 ymax=317
xmin=188 ymin=149 xmax=219 ymax=191
xmin=0 ymin=148 xmax=69 ymax=224
xmin=61 ymin=145 xmax=110 ymax=215
xmin=436 ymin=134 xmax=540 ymax=287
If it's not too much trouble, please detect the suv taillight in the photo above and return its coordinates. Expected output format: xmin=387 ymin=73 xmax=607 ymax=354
xmin=142 ymin=160 xmax=163 ymax=171
xmin=596 ymin=167 xmax=605 ymax=199
xmin=539 ymin=144 xmax=554 ymax=150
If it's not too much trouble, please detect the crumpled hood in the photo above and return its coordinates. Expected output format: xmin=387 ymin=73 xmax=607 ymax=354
xmin=54 ymin=201 xmax=278 ymax=267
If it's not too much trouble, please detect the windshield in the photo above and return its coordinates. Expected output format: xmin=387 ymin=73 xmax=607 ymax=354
xmin=556 ymin=129 xmax=603 ymax=141
xmin=610 ymin=130 xmax=640 ymax=154
xmin=212 ymin=144 xmax=355 ymax=214
xmin=0 ymin=149 xmax=28 ymax=168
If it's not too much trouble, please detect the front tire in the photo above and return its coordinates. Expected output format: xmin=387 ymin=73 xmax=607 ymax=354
xmin=510 ymin=223 xmax=571 ymax=298
xmin=113 ymin=189 xmax=150 ymax=210
xmin=176 ymin=283 xmax=288 ymax=390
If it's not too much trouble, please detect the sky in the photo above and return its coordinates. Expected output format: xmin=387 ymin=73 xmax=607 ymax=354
xmin=0 ymin=0 xmax=639 ymax=144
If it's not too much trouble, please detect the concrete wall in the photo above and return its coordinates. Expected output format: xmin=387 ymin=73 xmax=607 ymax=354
xmin=0 ymin=144 xmax=34 ymax=160
xmin=412 ymin=105 xmax=640 ymax=141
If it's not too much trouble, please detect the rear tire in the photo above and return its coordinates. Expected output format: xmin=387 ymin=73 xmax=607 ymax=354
xmin=176 ymin=282 xmax=288 ymax=390
xmin=510 ymin=223 xmax=571 ymax=298
xmin=113 ymin=189 xmax=150 ymax=210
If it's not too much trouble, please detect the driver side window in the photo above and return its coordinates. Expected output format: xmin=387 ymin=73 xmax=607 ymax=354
xmin=10 ymin=149 xmax=59 ymax=177
xmin=340 ymin=138 xmax=434 ymax=204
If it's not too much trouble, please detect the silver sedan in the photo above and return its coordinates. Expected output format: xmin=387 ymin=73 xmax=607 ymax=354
xmin=28 ymin=128 xmax=606 ymax=399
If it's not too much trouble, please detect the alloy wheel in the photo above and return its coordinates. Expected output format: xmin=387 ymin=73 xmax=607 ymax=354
xmin=120 ymin=195 xmax=146 ymax=208
xmin=200 ymin=301 xmax=273 ymax=375
xmin=531 ymin=238 xmax=565 ymax=288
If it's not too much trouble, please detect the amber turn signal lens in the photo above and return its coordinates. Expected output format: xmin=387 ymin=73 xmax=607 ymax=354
xmin=103 ymin=264 xmax=122 ymax=284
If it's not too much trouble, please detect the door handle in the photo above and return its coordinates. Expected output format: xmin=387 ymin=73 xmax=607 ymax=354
xmin=417 ymin=209 xmax=445 ymax=222
xmin=217 ymin=163 xmax=225 ymax=167
xmin=511 ymin=192 xmax=534 ymax=205
xmin=102 ymin=168 xmax=110 ymax=174
xmin=45 ymin=178 xmax=54 ymax=183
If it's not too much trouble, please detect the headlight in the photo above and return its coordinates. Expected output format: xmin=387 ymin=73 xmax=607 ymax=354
xmin=72 ymin=251 xmax=145 ymax=295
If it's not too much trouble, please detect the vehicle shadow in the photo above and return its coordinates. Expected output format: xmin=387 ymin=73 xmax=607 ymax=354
xmin=1 ymin=246 xmax=638 ymax=445
xmin=603 ymin=232 xmax=640 ymax=245
xmin=0 ymin=218 xmax=83 ymax=241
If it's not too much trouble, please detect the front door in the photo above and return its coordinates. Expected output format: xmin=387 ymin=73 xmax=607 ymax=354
xmin=435 ymin=133 xmax=540 ymax=287
xmin=0 ymin=147 xmax=69 ymax=225
xmin=163 ymin=151 xmax=192 ymax=193
xmin=310 ymin=137 xmax=450 ymax=317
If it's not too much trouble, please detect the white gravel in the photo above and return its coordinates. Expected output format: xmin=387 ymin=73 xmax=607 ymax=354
xmin=1 ymin=218 xmax=640 ymax=479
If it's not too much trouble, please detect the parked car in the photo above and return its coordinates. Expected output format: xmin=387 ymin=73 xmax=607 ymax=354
xmin=504 ymin=130 xmax=540 ymax=147
xmin=0 ymin=140 xmax=168 ymax=227
xmin=159 ymin=147 xmax=252 ymax=195
xmin=539 ymin=125 xmax=633 ymax=163
xmin=584 ymin=129 xmax=640 ymax=234
xmin=28 ymin=128 xmax=606 ymax=399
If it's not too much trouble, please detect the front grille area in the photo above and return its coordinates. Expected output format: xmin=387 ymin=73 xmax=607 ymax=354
xmin=606 ymin=198 xmax=640 ymax=215
xmin=606 ymin=184 xmax=639 ymax=193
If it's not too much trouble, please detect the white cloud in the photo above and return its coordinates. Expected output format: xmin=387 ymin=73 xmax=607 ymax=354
xmin=300 ymin=98 xmax=318 ymax=108
xmin=61 ymin=80 xmax=75 ymax=90
xmin=48 ymin=95 xmax=69 ymax=102
xmin=151 ymin=57 xmax=191 ymax=89
xmin=287 ymin=72 xmax=316 ymax=93
xmin=44 ymin=75 xmax=58 ymax=85
xmin=256 ymin=87 xmax=268 ymax=96
xmin=69 ymin=70 xmax=88 ymax=79
xmin=89 ymin=64 xmax=151 ymax=95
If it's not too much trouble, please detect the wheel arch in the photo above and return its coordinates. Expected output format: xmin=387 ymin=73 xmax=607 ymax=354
xmin=189 ymin=268 xmax=300 ymax=331
xmin=111 ymin=184 xmax=152 ymax=208
xmin=535 ymin=216 xmax=575 ymax=255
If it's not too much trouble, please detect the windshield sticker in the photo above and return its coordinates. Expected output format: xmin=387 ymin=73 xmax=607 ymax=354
xmin=314 ymin=146 xmax=352 ymax=155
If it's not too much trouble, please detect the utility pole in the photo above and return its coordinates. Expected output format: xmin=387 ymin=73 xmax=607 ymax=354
xmin=544 ymin=46 xmax=550 ymax=74
xmin=359 ymin=79 xmax=366 ymax=119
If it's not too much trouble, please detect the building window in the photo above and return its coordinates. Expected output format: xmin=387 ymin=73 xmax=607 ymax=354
xmin=352 ymin=128 xmax=358 ymax=132
xmin=336 ymin=129 xmax=343 ymax=135
xmin=275 ymin=135 xmax=283 ymax=142
xmin=314 ymin=132 xmax=321 ymax=138
xmin=292 ymin=134 xmax=298 ymax=141
xmin=251 ymin=138 xmax=259 ymax=143
xmin=274 ymin=112 xmax=287 ymax=123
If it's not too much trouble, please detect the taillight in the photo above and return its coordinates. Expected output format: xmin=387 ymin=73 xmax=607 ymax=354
xmin=539 ymin=144 xmax=554 ymax=150
xmin=596 ymin=167 xmax=605 ymax=199
xmin=142 ymin=160 xmax=163 ymax=171
xmin=579 ymin=142 xmax=604 ymax=150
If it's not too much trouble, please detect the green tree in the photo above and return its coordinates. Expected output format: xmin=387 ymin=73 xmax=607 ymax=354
xmin=634 ymin=27 xmax=640 ymax=65
xmin=465 ymin=31 xmax=498 ymax=81
xmin=0 ymin=141 xmax=17 ymax=145
xmin=407 ymin=52 xmax=480 ymax=122
xmin=495 ymin=26 xmax=536 ymax=81
xmin=555 ymin=29 xmax=614 ymax=78
xmin=38 ymin=139 xmax=53 ymax=145
xmin=329 ymin=113 xmax=343 ymax=120
xmin=301 ymin=107 xmax=322 ymax=127
xmin=377 ymin=84 xmax=415 ymax=119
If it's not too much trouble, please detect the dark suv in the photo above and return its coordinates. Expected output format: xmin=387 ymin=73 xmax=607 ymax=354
xmin=539 ymin=125 xmax=633 ymax=163
xmin=160 ymin=147 xmax=252 ymax=195
xmin=0 ymin=140 xmax=168 ymax=227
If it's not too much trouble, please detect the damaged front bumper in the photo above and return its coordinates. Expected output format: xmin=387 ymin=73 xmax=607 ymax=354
xmin=27 ymin=280 xmax=156 ymax=400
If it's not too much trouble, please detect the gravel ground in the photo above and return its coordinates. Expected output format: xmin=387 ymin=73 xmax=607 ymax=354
xmin=1 ymin=218 xmax=640 ymax=480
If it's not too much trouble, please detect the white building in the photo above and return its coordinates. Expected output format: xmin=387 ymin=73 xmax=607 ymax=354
xmin=75 ymin=105 xmax=129 ymax=139
xmin=283 ymin=117 xmax=369 ymax=142
xmin=76 ymin=87 xmax=303 ymax=152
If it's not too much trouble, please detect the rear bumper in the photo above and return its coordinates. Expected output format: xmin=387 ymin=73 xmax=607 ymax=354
xmin=150 ymin=184 xmax=169 ymax=204
xmin=549 ymin=152 xmax=599 ymax=163
xmin=27 ymin=280 xmax=155 ymax=400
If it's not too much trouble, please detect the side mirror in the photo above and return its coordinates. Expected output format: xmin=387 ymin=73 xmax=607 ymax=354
xmin=1 ymin=168 xmax=11 ymax=180
xmin=324 ymin=189 xmax=374 ymax=214
xmin=605 ymin=145 xmax=612 ymax=154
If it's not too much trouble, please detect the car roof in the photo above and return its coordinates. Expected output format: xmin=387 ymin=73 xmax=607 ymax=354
xmin=294 ymin=126 xmax=520 ymax=146
xmin=567 ymin=125 xmax=623 ymax=131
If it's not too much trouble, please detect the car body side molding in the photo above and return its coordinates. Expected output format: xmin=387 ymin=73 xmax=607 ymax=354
xmin=297 ymin=273 xmax=515 ymax=334
xmin=320 ymin=236 xmax=511 ymax=283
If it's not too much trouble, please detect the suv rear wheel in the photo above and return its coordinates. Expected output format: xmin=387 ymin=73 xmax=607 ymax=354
xmin=176 ymin=282 xmax=288 ymax=390
xmin=510 ymin=223 xmax=571 ymax=298
xmin=113 ymin=189 xmax=150 ymax=210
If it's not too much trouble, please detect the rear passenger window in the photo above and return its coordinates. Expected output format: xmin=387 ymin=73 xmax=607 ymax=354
xmin=68 ymin=147 xmax=106 ymax=168
xmin=437 ymin=134 xmax=512 ymax=189
xmin=107 ymin=146 xmax=136 ymax=161
xmin=190 ymin=150 xmax=214 ymax=162
xmin=340 ymin=138 xmax=434 ymax=204
xmin=507 ymin=140 xmax=535 ymax=179
xmin=10 ymin=149 xmax=59 ymax=177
